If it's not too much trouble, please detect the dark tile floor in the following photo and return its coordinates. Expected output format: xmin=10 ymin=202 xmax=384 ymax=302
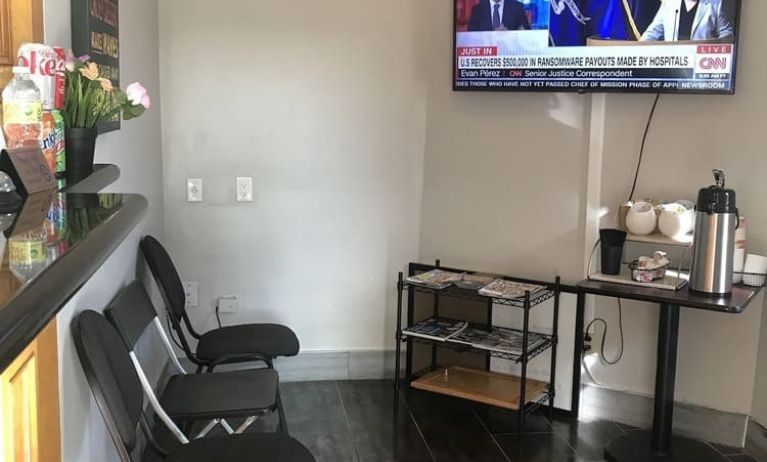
xmin=279 ymin=380 xmax=762 ymax=462
xmin=149 ymin=380 xmax=762 ymax=462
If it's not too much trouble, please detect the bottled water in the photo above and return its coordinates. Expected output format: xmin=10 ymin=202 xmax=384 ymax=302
xmin=2 ymin=66 xmax=43 ymax=148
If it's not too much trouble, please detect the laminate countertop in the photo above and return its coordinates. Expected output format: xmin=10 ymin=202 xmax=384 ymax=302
xmin=0 ymin=166 xmax=146 ymax=373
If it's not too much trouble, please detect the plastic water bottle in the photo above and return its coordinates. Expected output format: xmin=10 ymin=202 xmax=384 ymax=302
xmin=8 ymin=227 xmax=48 ymax=282
xmin=2 ymin=66 xmax=43 ymax=148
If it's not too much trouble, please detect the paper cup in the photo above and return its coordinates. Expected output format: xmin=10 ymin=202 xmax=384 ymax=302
xmin=658 ymin=203 xmax=694 ymax=240
xmin=733 ymin=248 xmax=745 ymax=284
xmin=626 ymin=202 xmax=657 ymax=236
xmin=743 ymin=254 xmax=767 ymax=287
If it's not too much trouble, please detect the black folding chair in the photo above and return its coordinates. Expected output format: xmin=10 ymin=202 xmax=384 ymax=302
xmin=140 ymin=235 xmax=300 ymax=373
xmin=72 ymin=310 xmax=315 ymax=462
xmin=105 ymin=280 xmax=289 ymax=435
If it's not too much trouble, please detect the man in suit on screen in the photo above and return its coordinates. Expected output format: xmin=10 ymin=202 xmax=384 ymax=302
xmin=641 ymin=0 xmax=733 ymax=41
xmin=469 ymin=0 xmax=531 ymax=31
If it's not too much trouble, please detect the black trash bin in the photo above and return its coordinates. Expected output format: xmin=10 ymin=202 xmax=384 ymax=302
xmin=600 ymin=229 xmax=627 ymax=276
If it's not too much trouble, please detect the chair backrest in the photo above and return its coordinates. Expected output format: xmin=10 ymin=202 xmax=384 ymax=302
xmin=140 ymin=235 xmax=197 ymax=355
xmin=105 ymin=281 xmax=157 ymax=350
xmin=106 ymin=281 xmax=188 ymax=375
xmin=72 ymin=310 xmax=145 ymax=460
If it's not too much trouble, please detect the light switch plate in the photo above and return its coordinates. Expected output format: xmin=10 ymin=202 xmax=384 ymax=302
xmin=187 ymin=178 xmax=203 ymax=202
xmin=236 ymin=177 xmax=253 ymax=202
xmin=182 ymin=281 xmax=198 ymax=307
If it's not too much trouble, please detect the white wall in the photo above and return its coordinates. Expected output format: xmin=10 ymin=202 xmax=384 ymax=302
xmin=43 ymin=0 xmax=165 ymax=460
xmin=159 ymin=0 xmax=427 ymax=352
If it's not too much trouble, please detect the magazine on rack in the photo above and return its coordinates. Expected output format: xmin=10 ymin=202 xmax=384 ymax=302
xmin=450 ymin=326 xmax=548 ymax=355
xmin=405 ymin=269 xmax=463 ymax=289
xmin=402 ymin=319 xmax=468 ymax=342
xmin=454 ymin=273 xmax=497 ymax=290
xmin=478 ymin=279 xmax=545 ymax=300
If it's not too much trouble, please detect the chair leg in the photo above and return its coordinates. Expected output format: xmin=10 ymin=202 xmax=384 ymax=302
xmin=276 ymin=387 xmax=288 ymax=434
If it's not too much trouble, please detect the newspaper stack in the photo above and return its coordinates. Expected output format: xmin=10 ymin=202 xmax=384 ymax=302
xmin=478 ymin=279 xmax=545 ymax=300
xmin=454 ymin=273 xmax=497 ymax=290
xmin=406 ymin=269 xmax=463 ymax=289
xmin=402 ymin=319 xmax=468 ymax=342
xmin=451 ymin=326 xmax=548 ymax=356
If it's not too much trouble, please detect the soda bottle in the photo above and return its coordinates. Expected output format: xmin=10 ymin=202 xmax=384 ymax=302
xmin=40 ymin=110 xmax=65 ymax=176
xmin=2 ymin=66 xmax=43 ymax=148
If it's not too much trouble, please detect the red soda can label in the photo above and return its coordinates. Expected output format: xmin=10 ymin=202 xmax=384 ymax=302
xmin=17 ymin=43 xmax=66 ymax=110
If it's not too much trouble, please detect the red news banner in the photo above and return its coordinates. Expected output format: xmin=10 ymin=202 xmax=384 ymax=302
xmin=458 ymin=47 xmax=498 ymax=57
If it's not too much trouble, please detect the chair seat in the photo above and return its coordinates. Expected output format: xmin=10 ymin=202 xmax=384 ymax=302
xmin=166 ymin=433 xmax=315 ymax=462
xmin=196 ymin=324 xmax=300 ymax=362
xmin=160 ymin=369 xmax=278 ymax=420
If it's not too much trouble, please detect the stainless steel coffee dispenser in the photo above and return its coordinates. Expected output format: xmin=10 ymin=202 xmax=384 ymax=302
xmin=690 ymin=170 xmax=738 ymax=295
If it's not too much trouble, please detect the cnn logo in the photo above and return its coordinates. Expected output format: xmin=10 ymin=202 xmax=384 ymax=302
xmin=696 ymin=55 xmax=731 ymax=74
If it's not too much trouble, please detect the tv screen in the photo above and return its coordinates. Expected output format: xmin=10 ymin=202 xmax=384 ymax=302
xmin=454 ymin=0 xmax=742 ymax=94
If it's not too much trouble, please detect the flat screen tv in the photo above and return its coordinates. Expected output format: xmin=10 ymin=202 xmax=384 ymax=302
xmin=454 ymin=0 xmax=742 ymax=94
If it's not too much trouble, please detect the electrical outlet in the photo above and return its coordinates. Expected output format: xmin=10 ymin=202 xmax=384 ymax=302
xmin=531 ymin=325 xmax=552 ymax=335
xmin=218 ymin=296 xmax=238 ymax=313
xmin=183 ymin=281 xmax=198 ymax=307
xmin=236 ymin=177 xmax=253 ymax=202
xmin=187 ymin=178 xmax=203 ymax=202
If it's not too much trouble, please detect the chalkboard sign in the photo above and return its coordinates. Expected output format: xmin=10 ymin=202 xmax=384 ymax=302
xmin=71 ymin=0 xmax=120 ymax=133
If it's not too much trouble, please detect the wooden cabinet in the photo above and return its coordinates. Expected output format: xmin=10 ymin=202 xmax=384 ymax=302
xmin=1 ymin=319 xmax=61 ymax=462
xmin=0 ymin=0 xmax=44 ymax=101
xmin=0 ymin=4 xmax=60 ymax=461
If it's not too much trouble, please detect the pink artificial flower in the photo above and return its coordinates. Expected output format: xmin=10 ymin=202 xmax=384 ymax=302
xmin=78 ymin=54 xmax=91 ymax=62
xmin=63 ymin=49 xmax=77 ymax=72
xmin=126 ymin=82 xmax=150 ymax=107
xmin=64 ymin=56 xmax=76 ymax=72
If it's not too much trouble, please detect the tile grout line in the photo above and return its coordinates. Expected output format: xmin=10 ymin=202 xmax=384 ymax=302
xmin=469 ymin=406 xmax=511 ymax=462
xmin=401 ymin=389 xmax=439 ymax=462
xmin=551 ymin=427 xmax=585 ymax=460
xmin=707 ymin=441 xmax=748 ymax=461
xmin=610 ymin=421 xmax=629 ymax=435
xmin=334 ymin=381 xmax=362 ymax=462
xmin=708 ymin=441 xmax=729 ymax=457
xmin=539 ymin=411 xmax=591 ymax=459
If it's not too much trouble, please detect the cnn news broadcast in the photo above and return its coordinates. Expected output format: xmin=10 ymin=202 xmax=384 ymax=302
xmin=454 ymin=0 xmax=741 ymax=93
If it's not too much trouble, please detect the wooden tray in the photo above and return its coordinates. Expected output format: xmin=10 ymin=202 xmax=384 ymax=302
xmin=589 ymin=270 xmax=688 ymax=291
xmin=411 ymin=366 xmax=548 ymax=411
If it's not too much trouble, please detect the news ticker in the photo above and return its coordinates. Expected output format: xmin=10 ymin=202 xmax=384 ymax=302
xmin=455 ymin=43 xmax=735 ymax=91
xmin=455 ymin=79 xmax=732 ymax=91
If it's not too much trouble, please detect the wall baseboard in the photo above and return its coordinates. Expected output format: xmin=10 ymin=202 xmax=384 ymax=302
xmin=179 ymin=349 xmax=402 ymax=382
xmin=747 ymin=419 xmax=767 ymax=461
xmin=274 ymin=349 xmax=401 ymax=382
xmin=582 ymin=384 xmax=749 ymax=448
